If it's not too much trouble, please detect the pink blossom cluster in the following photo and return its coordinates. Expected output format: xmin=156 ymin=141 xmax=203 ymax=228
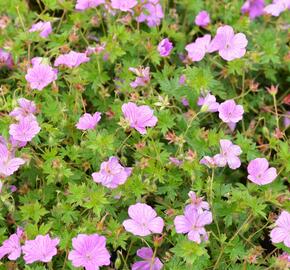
xmin=196 ymin=91 xmax=244 ymax=131
xmin=92 ymin=156 xmax=132 ymax=189
xmin=0 ymin=230 xmax=59 ymax=264
xmin=174 ymin=191 xmax=212 ymax=243
xmin=186 ymin=25 xmax=248 ymax=62
xmin=0 ymin=230 xmax=111 ymax=269
xmin=0 ymin=98 xmax=41 ymax=177
xmin=241 ymin=0 xmax=289 ymax=19
xmin=75 ymin=0 xmax=164 ymax=27
xmin=200 ymin=143 xmax=277 ymax=185
xmin=29 ymin=21 xmax=52 ymax=38
xmin=9 ymin=98 xmax=41 ymax=146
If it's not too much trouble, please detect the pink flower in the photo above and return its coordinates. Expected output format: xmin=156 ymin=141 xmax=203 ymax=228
xmin=122 ymin=102 xmax=158 ymax=134
xmin=218 ymin=99 xmax=244 ymax=123
xmin=181 ymin=97 xmax=189 ymax=107
xmin=200 ymin=156 xmax=217 ymax=168
xmin=75 ymin=0 xmax=105 ymax=10
xmin=68 ymin=234 xmax=111 ymax=270
xmin=22 ymin=234 xmax=60 ymax=264
xmin=54 ymin=51 xmax=90 ymax=68
xmin=157 ymin=38 xmax=173 ymax=57
xmin=284 ymin=111 xmax=290 ymax=128
xmin=174 ymin=208 xmax=212 ymax=243
xmin=0 ymin=143 xmax=25 ymax=177
xmin=0 ymin=228 xmax=23 ymax=260
xmin=185 ymin=191 xmax=210 ymax=214
xmin=123 ymin=203 xmax=164 ymax=236
xmin=25 ymin=59 xmax=57 ymax=91
xmin=0 ymin=48 xmax=13 ymax=69
xmin=9 ymin=117 xmax=41 ymax=142
xmin=111 ymin=0 xmax=137 ymax=11
xmin=214 ymin=139 xmax=242 ymax=169
xmin=247 ymin=158 xmax=277 ymax=185
xmin=129 ymin=67 xmax=150 ymax=88
xmin=132 ymin=247 xmax=163 ymax=270
xmin=169 ymin=157 xmax=183 ymax=166
xmin=197 ymin=92 xmax=219 ymax=112
xmin=208 ymin=25 xmax=248 ymax=61
xmin=10 ymin=185 xmax=17 ymax=192
xmin=85 ymin=43 xmax=106 ymax=55
xmin=195 ymin=11 xmax=211 ymax=27
xmin=270 ymin=211 xmax=290 ymax=248
xmin=76 ymin=112 xmax=101 ymax=130
xmin=264 ymin=0 xmax=290 ymax=16
xmin=179 ymin=75 xmax=186 ymax=85
xmin=241 ymin=0 xmax=265 ymax=19
xmin=10 ymin=98 xmax=37 ymax=121
xmin=137 ymin=0 xmax=164 ymax=27
xmin=29 ymin=21 xmax=52 ymax=38
xmin=185 ymin=34 xmax=211 ymax=62
xmin=92 ymin=156 xmax=132 ymax=189
xmin=9 ymin=135 xmax=27 ymax=148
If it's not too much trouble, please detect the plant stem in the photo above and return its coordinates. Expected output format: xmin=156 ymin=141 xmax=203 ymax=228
xmin=213 ymin=214 xmax=253 ymax=270
xmin=150 ymin=246 xmax=158 ymax=270
xmin=273 ymin=94 xmax=279 ymax=129
xmin=183 ymin=111 xmax=200 ymax=138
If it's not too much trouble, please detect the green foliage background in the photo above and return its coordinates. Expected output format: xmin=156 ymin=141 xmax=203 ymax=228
xmin=0 ymin=0 xmax=289 ymax=269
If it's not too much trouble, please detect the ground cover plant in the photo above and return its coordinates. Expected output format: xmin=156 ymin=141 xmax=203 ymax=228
xmin=0 ymin=0 xmax=289 ymax=269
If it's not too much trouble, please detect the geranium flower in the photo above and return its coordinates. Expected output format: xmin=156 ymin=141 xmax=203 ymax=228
xmin=185 ymin=34 xmax=211 ymax=62
xmin=0 ymin=143 xmax=25 ymax=177
xmin=29 ymin=21 xmax=52 ymax=38
xmin=129 ymin=67 xmax=150 ymax=88
xmin=195 ymin=10 xmax=211 ymax=27
xmin=54 ymin=51 xmax=90 ymax=68
xmin=157 ymin=38 xmax=173 ymax=57
xmin=218 ymin=99 xmax=244 ymax=123
xmin=92 ymin=156 xmax=132 ymax=189
xmin=68 ymin=234 xmax=111 ymax=270
xmin=208 ymin=25 xmax=248 ymax=61
xmin=25 ymin=58 xmax=57 ymax=91
xmin=185 ymin=191 xmax=210 ymax=214
xmin=0 ymin=48 xmax=13 ymax=69
xmin=111 ymin=0 xmax=137 ymax=11
xmin=214 ymin=139 xmax=242 ymax=169
xmin=247 ymin=158 xmax=277 ymax=185
xmin=137 ymin=0 xmax=164 ymax=27
xmin=9 ymin=117 xmax=41 ymax=143
xmin=122 ymin=102 xmax=158 ymax=134
xmin=197 ymin=92 xmax=219 ymax=112
xmin=76 ymin=112 xmax=101 ymax=130
xmin=132 ymin=247 xmax=163 ymax=270
xmin=270 ymin=211 xmax=290 ymax=248
xmin=200 ymin=156 xmax=217 ymax=168
xmin=264 ymin=0 xmax=290 ymax=16
xmin=75 ymin=0 xmax=105 ymax=10
xmin=174 ymin=208 xmax=212 ymax=243
xmin=241 ymin=0 xmax=265 ymax=19
xmin=123 ymin=203 xmax=164 ymax=236
xmin=9 ymin=98 xmax=37 ymax=121
xmin=0 ymin=228 xmax=23 ymax=260
xmin=22 ymin=234 xmax=60 ymax=264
